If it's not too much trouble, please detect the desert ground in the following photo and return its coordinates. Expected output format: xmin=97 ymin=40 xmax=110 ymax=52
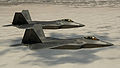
xmin=0 ymin=4 xmax=120 ymax=68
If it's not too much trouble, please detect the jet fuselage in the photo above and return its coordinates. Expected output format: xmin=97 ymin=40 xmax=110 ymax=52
xmin=14 ymin=20 xmax=85 ymax=29
xmin=27 ymin=37 xmax=113 ymax=50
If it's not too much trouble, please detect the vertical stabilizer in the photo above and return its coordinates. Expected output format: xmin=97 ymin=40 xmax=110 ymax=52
xmin=22 ymin=24 xmax=45 ymax=44
xmin=12 ymin=12 xmax=28 ymax=25
xmin=22 ymin=10 xmax=32 ymax=21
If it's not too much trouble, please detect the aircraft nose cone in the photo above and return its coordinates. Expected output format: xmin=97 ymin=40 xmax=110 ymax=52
xmin=81 ymin=41 xmax=114 ymax=48
xmin=100 ymin=41 xmax=114 ymax=47
xmin=74 ymin=23 xmax=85 ymax=27
xmin=104 ymin=42 xmax=113 ymax=46
xmin=79 ymin=24 xmax=85 ymax=27
xmin=68 ymin=22 xmax=85 ymax=27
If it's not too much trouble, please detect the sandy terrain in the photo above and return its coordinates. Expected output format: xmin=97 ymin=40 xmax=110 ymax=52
xmin=0 ymin=4 xmax=120 ymax=68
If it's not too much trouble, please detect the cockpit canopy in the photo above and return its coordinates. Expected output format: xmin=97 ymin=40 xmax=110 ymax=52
xmin=84 ymin=36 xmax=99 ymax=40
xmin=61 ymin=19 xmax=74 ymax=22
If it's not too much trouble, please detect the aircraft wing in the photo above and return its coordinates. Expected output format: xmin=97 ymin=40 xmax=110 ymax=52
xmin=28 ymin=42 xmax=86 ymax=50
xmin=50 ymin=43 xmax=86 ymax=49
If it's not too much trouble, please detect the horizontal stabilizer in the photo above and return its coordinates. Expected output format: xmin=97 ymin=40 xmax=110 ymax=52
xmin=2 ymin=24 xmax=13 ymax=27
xmin=10 ymin=44 xmax=23 ymax=47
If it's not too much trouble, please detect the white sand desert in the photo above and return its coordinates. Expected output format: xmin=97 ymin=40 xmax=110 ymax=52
xmin=0 ymin=4 xmax=120 ymax=68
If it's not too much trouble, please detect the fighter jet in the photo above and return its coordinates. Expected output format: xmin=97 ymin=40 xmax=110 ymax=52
xmin=13 ymin=24 xmax=113 ymax=50
xmin=3 ymin=10 xmax=85 ymax=29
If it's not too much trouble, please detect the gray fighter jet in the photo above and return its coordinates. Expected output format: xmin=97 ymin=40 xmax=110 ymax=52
xmin=13 ymin=24 xmax=113 ymax=50
xmin=3 ymin=10 xmax=85 ymax=29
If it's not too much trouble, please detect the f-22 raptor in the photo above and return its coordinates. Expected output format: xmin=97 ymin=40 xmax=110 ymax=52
xmin=3 ymin=10 xmax=85 ymax=29
xmin=14 ymin=24 xmax=113 ymax=50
